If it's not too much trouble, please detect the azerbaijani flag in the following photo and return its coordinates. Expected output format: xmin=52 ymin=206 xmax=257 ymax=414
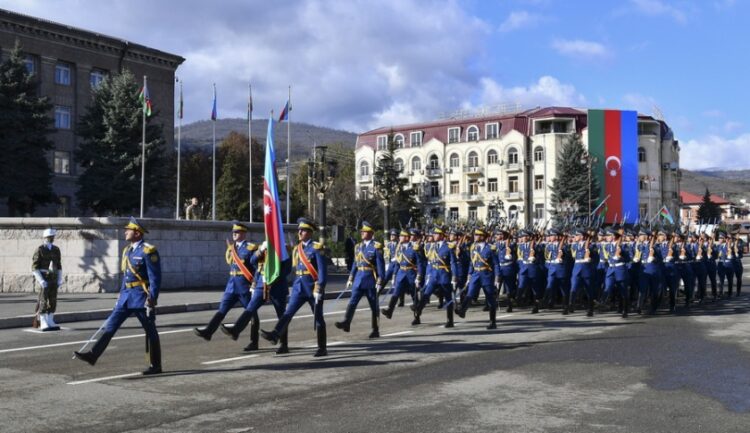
xmin=659 ymin=205 xmax=675 ymax=224
xmin=211 ymin=84 xmax=217 ymax=121
xmin=278 ymin=100 xmax=290 ymax=122
xmin=588 ymin=109 xmax=638 ymax=224
xmin=263 ymin=116 xmax=289 ymax=284
xmin=138 ymin=84 xmax=152 ymax=117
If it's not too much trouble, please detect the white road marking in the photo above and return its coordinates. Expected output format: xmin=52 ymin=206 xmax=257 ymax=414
xmin=381 ymin=331 xmax=414 ymax=337
xmin=201 ymin=354 xmax=259 ymax=365
xmin=305 ymin=341 xmax=346 ymax=348
xmin=67 ymin=372 xmax=141 ymax=385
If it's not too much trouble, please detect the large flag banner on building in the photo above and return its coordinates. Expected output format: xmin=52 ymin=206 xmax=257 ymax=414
xmin=138 ymin=84 xmax=152 ymax=117
xmin=263 ymin=116 xmax=289 ymax=284
xmin=588 ymin=109 xmax=638 ymax=224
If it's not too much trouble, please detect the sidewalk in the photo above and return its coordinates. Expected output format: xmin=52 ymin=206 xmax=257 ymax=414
xmin=0 ymin=274 xmax=351 ymax=329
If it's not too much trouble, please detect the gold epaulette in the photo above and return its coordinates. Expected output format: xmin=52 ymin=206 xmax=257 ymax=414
xmin=447 ymin=241 xmax=456 ymax=248
xmin=374 ymin=241 xmax=383 ymax=249
xmin=412 ymin=242 xmax=422 ymax=251
xmin=490 ymin=244 xmax=497 ymax=251
xmin=246 ymin=243 xmax=258 ymax=251
xmin=313 ymin=241 xmax=324 ymax=250
xmin=143 ymin=243 xmax=157 ymax=254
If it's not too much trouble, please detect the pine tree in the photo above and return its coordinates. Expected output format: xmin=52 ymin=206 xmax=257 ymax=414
xmin=0 ymin=44 xmax=55 ymax=215
xmin=75 ymin=69 xmax=169 ymax=216
xmin=373 ymin=132 xmax=415 ymax=232
xmin=549 ymin=133 xmax=600 ymax=223
xmin=216 ymin=131 xmax=255 ymax=220
xmin=697 ymin=188 xmax=722 ymax=223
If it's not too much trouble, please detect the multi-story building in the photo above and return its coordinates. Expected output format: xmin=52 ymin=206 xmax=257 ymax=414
xmin=355 ymin=106 xmax=680 ymax=225
xmin=679 ymin=191 xmax=734 ymax=223
xmin=0 ymin=8 xmax=184 ymax=216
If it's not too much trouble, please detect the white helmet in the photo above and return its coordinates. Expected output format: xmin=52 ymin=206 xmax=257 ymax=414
xmin=43 ymin=228 xmax=57 ymax=238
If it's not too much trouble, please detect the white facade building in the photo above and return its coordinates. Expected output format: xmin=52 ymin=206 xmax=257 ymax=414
xmin=355 ymin=107 xmax=680 ymax=226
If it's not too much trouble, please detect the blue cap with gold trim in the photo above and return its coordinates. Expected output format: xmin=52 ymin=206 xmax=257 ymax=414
xmin=399 ymin=229 xmax=410 ymax=237
xmin=124 ymin=216 xmax=148 ymax=234
xmin=297 ymin=217 xmax=317 ymax=231
xmin=232 ymin=221 xmax=249 ymax=232
xmin=360 ymin=221 xmax=375 ymax=233
xmin=433 ymin=225 xmax=445 ymax=235
xmin=474 ymin=227 xmax=488 ymax=236
xmin=389 ymin=228 xmax=399 ymax=236
xmin=409 ymin=228 xmax=422 ymax=236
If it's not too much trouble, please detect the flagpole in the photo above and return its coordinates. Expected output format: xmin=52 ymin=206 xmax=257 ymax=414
xmin=140 ymin=75 xmax=147 ymax=218
xmin=175 ymin=78 xmax=182 ymax=220
xmin=212 ymin=83 xmax=216 ymax=221
xmin=286 ymin=85 xmax=291 ymax=224
xmin=248 ymin=83 xmax=253 ymax=223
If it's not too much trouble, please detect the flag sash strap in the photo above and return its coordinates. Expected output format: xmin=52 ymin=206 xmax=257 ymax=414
xmin=297 ymin=243 xmax=318 ymax=280
xmin=229 ymin=242 xmax=255 ymax=283
xmin=125 ymin=254 xmax=151 ymax=297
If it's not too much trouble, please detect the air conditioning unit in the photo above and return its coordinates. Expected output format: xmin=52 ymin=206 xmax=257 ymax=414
xmin=662 ymin=163 xmax=670 ymax=170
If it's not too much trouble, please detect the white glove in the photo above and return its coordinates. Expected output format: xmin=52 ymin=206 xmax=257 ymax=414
xmin=57 ymin=271 xmax=63 ymax=286
xmin=41 ymin=280 xmax=48 ymax=289
xmin=346 ymin=280 xmax=353 ymax=289
xmin=504 ymin=255 xmax=511 ymax=260
xmin=32 ymin=270 xmax=45 ymax=286
xmin=314 ymin=292 xmax=322 ymax=303
xmin=259 ymin=241 xmax=267 ymax=253
xmin=452 ymin=281 xmax=458 ymax=291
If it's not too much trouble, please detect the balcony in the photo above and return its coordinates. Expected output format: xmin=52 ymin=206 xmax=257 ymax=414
xmin=425 ymin=167 xmax=443 ymax=178
xmin=422 ymin=193 xmax=442 ymax=203
xmin=461 ymin=192 xmax=483 ymax=203
xmin=358 ymin=174 xmax=371 ymax=183
xmin=506 ymin=162 xmax=522 ymax=172
xmin=462 ymin=165 xmax=484 ymax=176
xmin=504 ymin=190 xmax=523 ymax=201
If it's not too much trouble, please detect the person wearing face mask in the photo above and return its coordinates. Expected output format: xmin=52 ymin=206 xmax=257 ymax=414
xmin=32 ymin=228 xmax=63 ymax=331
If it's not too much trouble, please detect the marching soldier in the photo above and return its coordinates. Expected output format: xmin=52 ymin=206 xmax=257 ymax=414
xmin=543 ymin=228 xmax=569 ymax=315
xmin=32 ymin=228 xmax=63 ymax=331
xmin=261 ymin=218 xmax=328 ymax=357
xmin=689 ymin=232 xmax=708 ymax=304
xmin=381 ymin=228 xmax=425 ymax=320
xmin=569 ymin=228 xmax=595 ymax=316
xmin=337 ymin=221 xmax=385 ymax=338
xmin=600 ymin=227 xmax=632 ymax=318
xmin=716 ymin=231 xmax=734 ymax=297
xmin=455 ymin=228 xmax=498 ymax=328
xmin=412 ymin=226 xmax=458 ymax=327
xmin=494 ymin=228 xmax=517 ymax=312
xmin=517 ymin=230 xmax=543 ymax=313
xmin=705 ymin=232 xmax=719 ymax=300
xmin=384 ymin=228 xmax=406 ymax=307
xmin=74 ymin=217 xmax=162 ymax=375
xmin=730 ymin=232 xmax=744 ymax=296
xmin=194 ymin=222 xmax=259 ymax=341
xmin=634 ymin=227 xmax=661 ymax=315
xmin=673 ymin=231 xmax=695 ymax=309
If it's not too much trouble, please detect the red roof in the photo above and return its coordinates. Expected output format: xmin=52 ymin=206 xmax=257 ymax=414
xmin=680 ymin=191 xmax=730 ymax=205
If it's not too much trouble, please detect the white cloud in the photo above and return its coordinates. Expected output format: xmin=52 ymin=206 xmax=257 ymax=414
xmin=476 ymin=76 xmax=586 ymax=108
xmin=724 ymin=121 xmax=742 ymax=132
xmin=622 ymin=93 xmax=659 ymax=116
xmin=551 ymin=39 xmax=611 ymax=59
xmin=681 ymin=133 xmax=750 ymax=170
xmin=702 ymin=109 xmax=723 ymax=118
xmin=630 ymin=0 xmax=687 ymax=23
xmin=498 ymin=11 xmax=543 ymax=32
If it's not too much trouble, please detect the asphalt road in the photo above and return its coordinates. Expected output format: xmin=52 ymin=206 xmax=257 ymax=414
xmin=2 ymin=292 xmax=750 ymax=433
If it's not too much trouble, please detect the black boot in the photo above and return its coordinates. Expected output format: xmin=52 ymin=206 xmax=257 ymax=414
xmin=398 ymin=291 xmax=405 ymax=307
xmin=369 ymin=314 xmax=380 ymax=338
xmin=276 ymin=329 xmax=289 ymax=354
xmin=243 ymin=316 xmax=260 ymax=351
xmin=142 ymin=336 xmax=162 ymax=375
xmin=455 ymin=297 xmax=469 ymax=319
xmin=260 ymin=329 xmax=280 ymax=345
xmin=411 ymin=298 xmax=427 ymax=325
xmin=506 ymin=295 xmax=514 ymax=313
xmin=586 ymin=299 xmax=594 ymax=317
xmin=335 ymin=304 xmax=356 ymax=332
xmin=194 ymin=312 xmax=225 ymax=341
xmin=381 ymin=296 xmax=399 ymax=319
xmin=445 ymin=307 xmax=454 ymax=328
xmin=222 ymin=310 xmax=254 ymax=341
xmin=437 ymin=295 xmax=444 ymax=309
xmin=487 ymin=308 xmax=497 ymax=329
xmin=636 ymin=294 xmax=644 ymax=315
xmin=621 ymin=298 xmax=629 ymax=318
xmin=562 ymin=294 xmax=569 ymax=315
xmin=314 ymin=327 xmax=327 ymax=357
xmin=73 ymin=331 xmax=114 ymax=366
xmin=531 ymin=299 xmax=539 ymax=314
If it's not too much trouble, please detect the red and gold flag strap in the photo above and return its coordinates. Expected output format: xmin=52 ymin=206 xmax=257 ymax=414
xmin=297 ymin=243 xmax=319 ymax=280
xmin=228 ymin=241 xmax=255 ymax=283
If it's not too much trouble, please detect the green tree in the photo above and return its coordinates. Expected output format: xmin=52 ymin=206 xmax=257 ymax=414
xmin=697 ymin=188 xmax=722 ymax=223
xmin=373 ymin=132 xmax=416 ymax=232
xmin=75 ymin=69 xmax=169 ymax=216
xmin=549 ymin=133 xmax=600 ymax=223
xmin=179 ymin=148 xmax=212 ymax=219
xmin=216 ymin=132 xmax=255 ymax=220
xmin=0 ymin=43 xmax=55 ymax=215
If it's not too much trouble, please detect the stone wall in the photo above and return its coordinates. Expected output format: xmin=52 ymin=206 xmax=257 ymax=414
xmin=0 ymin=217 xmax=295 ymax=293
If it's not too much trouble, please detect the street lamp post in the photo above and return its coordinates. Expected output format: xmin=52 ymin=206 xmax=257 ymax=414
xmin=308 ymin=146 xmax=338 ymax=243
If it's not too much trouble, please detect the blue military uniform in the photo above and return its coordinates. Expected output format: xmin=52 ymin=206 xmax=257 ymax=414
xmin=413 ymin=226 xmax=458 ymax=327
xmin=634 ymin=229 xmax=662 ymax=314
xmin=261 ymin=218 xmax=328 ymax=357
xmin=659 ymin=233 xmax=679 ymax=313
xmin=731 ymin=236 xmax=744 ymax=296
xmin=336 ymin=221 xmax=385 ymax=338
xmin=689 ymin=235 xmax=708 ymax=303
xmin=194 ymin=222 xmax=259 ymax=342
xmin=600 ymin=229 xmax=632 ymax=318
xmin=716 ymin=232 xmax=734 ymax=297
xmin=494 ymin=231 xmax=518 ymax=312
xmin=517 ymin=231 xmax=544 ymax=313
xmin=569 ymin=229 xmax=596 ymax=317
xmin=74 ymin=217 xmax=163 ymax=374
xmin=381 ymin=229 xmax=426 ymax=320
xmin=673 ymin=233 xmax=695 ymax=309
xmin=456 ymin=228 xmax=499 ymax=328
xmin=544 ymin=230 xmax=570 ymax=314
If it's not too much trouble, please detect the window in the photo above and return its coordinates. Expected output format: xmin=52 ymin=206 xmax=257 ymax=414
xmin=534 ymin=203 xmax=545 ymax=220
xmin=412 ymin=183 xmax=423 ymax=196
xmin=55 ymin=62 xmax=71 ymax=85
xmin=639 ymin=178 xmax=647 ymax=190
xmin=410 ymin=131 xmax=422 ymax=147
xmin=448 ymin=127 xmax=460 ymax=144
xmin=534 ymin=146 xmax=544 ymax=162
xmin=508 ymin=205 xmax=518 ymax=219
xmin=508 ymin=148 xmax=519 ymax=165
xmin=638 ymin=147 xmax=646 ymax=162
xmin=487 ymin=149 xmax=498 ymax=165
xmin=486 ymin=122 xmax=499 ymax=139
xmin=488 ymin=178 xmax=498 ymax=192
xmin=469 ymin=179 xmax=479 ymax=195
xmin=468 ymin=151 xmax=478 ymax=167
xmin=395 ymin=158 xmax=404 ymax=172
xmin=394 ymin=134 xmax=404 ymax=148
xmin=54 ymin=106 xmax=71 ymax=129
xmin=509 ymin=176 xmax=519 ymax=193
xmin=429 ymin=182 xmax=439 ymax=198
xmin=468 ymin=206 xmax=478 ymax=220
xmin=360 ymin=187 xmax=370 ymax=199
xmin=54 ymin=151 xmax=70 ymax=174
xmin=534 ymin=175 xmax=544 ymax=190
xmin=377 ymin=136 xmax=387 ymax=151
xmin=23 ymin=55 xmax=36 ymax=75
xmin=57 ymin=196 xmax=70 ymax=217
xmin=429 ymin=154 xmax=439 ymax=169
xmin=639 ymin=203 xmax=648 ymax=217
xmin=449 ymin=153 xmax=460 ymax=168
xmin=411 ymin=156 xmax=421 ymax=172
xmin=359 ymin=161 xmax=370 ymax=176
xmin=467 ymin=126 xmax=479 ymax=141
xmin=90 ymin=69 xmax=107 ymax=88
xmin=449 ymin=207 xmax=459 ymax=221
xmin=450 ymin=181 xmax=460 ymax=194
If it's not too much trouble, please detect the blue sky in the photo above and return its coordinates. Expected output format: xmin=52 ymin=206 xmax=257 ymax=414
xmin=4 ymin=0 xmax=748 ymax=170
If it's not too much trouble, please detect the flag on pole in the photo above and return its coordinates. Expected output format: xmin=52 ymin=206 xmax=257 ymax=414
xmin=263 ymin=116 xmax=289 ymax=284
xmin=138 ymin=84 xmax=152 ymax=117
xmin=659 ymin=205 xmax=675 ymax=224
xmin=178 ymin=83 xmax=183 ymax=119
xmin=211 ymin=84 xmax=217 ymax=121
xmin=278 ymin=100 xmax=290 ymax=122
